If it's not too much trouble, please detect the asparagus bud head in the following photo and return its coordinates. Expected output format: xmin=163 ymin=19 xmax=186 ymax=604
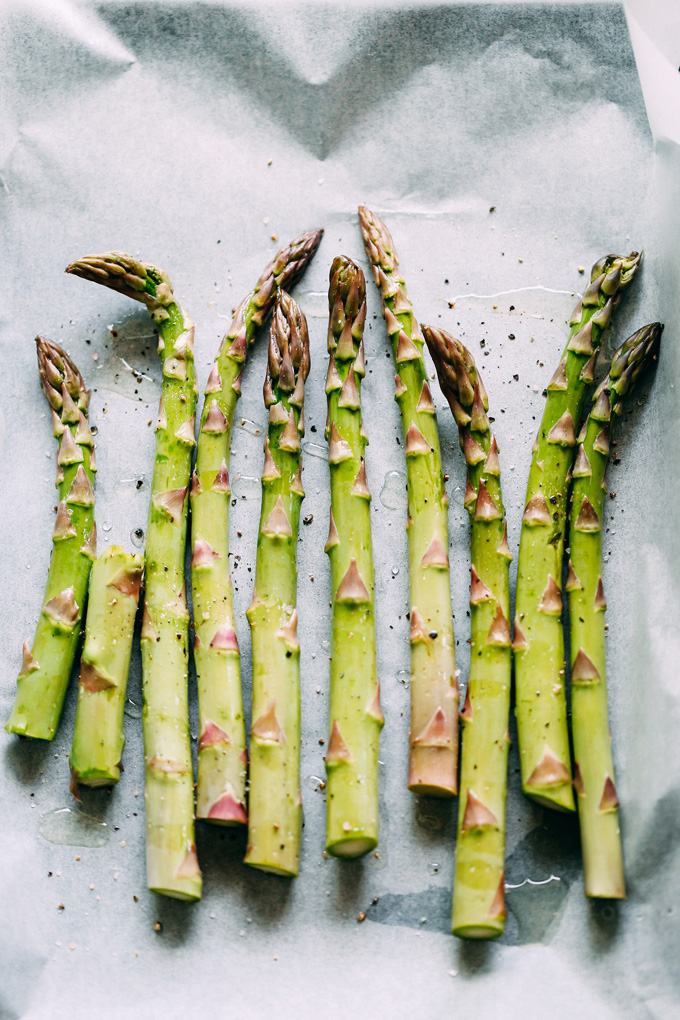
xmin=267 ymin=290 xmax=310 ymax=400
xmin=66 ymin=251 xmax=175 ymax=322
xmin=608 ymin=321 xmax=661 ymax=409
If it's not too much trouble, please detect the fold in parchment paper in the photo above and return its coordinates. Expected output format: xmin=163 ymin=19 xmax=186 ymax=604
xmin=0 ymin=2 xmax=677 ymax=1018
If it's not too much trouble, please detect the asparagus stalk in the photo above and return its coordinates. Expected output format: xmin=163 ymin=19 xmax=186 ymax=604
xmin=423 ymin=325 xmax=511 ymax=938
xmin=6 ymin=338 xmax=97 ymax=740
xmin=191 ymin=230 xmax=322 ymax=826
xmin=515 ymin=251 xmax=641 ymax=811
xmin=66 ymin=252 xmax=201 ymax=901
xmin=324 ymin=256 xmax=383 ymax=858
xmin=568 ymin=322 xmax=661 ymax=898
xmin=69 ymin=546 xmax=144 ymax=795
xmin=358 ymin=207 xmax=458 ymax=797
xmin=244 ymin=291 xmax=309 ymax=876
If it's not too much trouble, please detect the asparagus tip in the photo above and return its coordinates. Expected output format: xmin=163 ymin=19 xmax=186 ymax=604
xmin=65 ymin=251 xmax=175 ymax=320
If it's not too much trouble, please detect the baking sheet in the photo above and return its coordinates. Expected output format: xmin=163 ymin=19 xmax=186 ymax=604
xmin=1 ymin=1 xmax=678 ymax=1017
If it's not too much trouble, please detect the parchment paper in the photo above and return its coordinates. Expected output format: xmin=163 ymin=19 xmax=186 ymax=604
xmin=1 ymin=2 xmax=677 ymax=1018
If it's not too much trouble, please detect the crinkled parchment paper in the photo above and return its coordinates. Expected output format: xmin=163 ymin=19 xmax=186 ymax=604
xmin=0 ymin=2 xmax=677 ymax=1017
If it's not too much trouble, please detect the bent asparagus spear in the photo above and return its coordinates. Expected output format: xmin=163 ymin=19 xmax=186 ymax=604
xmin=358 ymin=206 xmax=458 ymax=797
xmin=423 ymin=325 xmax=511 ymax=939
xmin=66 ymin=252 xmax=201 ymax=901
xmin=69 ymin=546 xmax=144 ymax=795
xmin=6 ymin=338 xmax=96 ymax=740
xmin=324 ymin=256 xmax=383 ymax=858
xmin=568 ymin=322 xmax=661 ymax=898
xmin=515 ymin=251 xmax=641 ymax=811
xmin=191 ymin=229 xmax=322 ymax=826
xmin=244 ymin=290 xmax=309 ymax=875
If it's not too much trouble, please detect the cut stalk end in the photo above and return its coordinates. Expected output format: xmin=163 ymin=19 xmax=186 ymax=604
xmin=525 ymin=786 xmax=575 ymax=813
xmin=243 ymin=859 xmax=299 ymax=878
xmin=453 ymin=922 xmax=505 ymax=941
xmin=74 ymin=768 xmax=120 ymax=788
xmin=5 ymin=717 xmax=56 ymax=741
xmin=408 ymin=780 xmax=457 ymax=799
xmin=326 ymin=835 xmax=377 ymax=860
xmin=149 ymin=886 xmax=202 ymax=903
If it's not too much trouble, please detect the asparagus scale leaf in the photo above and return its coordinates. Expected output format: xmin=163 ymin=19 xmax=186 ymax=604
xmin=423 ymin=325 xmax=512 ymax=939
xmin=324 ymin=256 xmax=383 ymax=858
xmin=191 ymin=229 xmax=322 ymax=826
xmin=67 ymin=252 xmax=202 ymax=901
xmin=69 ymin=546 xmax=144 ymax=795
xmin=244 ymin=290 xmax=309 ymax=876
xmin=514 ymin=251 xmax=641 ymax=811
xmin=568 ymin=321 xmax=661 ymax=898
xmin=359 ymin=206 xmax=458 ymax=797
xmin=6 ymin=338 xmax=97 ymax=740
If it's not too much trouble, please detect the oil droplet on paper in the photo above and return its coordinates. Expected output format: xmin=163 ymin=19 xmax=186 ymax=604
xmin=296 ymin=291 xmax=328 ymax=318
xmin=86 ymin=336 xmax=159 ymax=403
xmin=236 ymin=418 xmax=263 ymax=436
xmin=130 ymin=527 xmax=144 ymax=549
xmin=449 ymin=286 xmax=577 ymax=324
xmin=39 ymin=808 xmax=110 ymax=848
xmin=302 ymin=442 xmax=327 ymax=460
xmin=232 ymin=474 xmax=260 ymax=501
xmin=368 ymin=846 xmax=388 ymax=871
xmin=416 ymin=811 xmax=443 ymax=832
xmin=304 ymin=775 xmax=326 ymax=792
xmin=505 ymin=875 xmax=568 ymax=945
xmin=124 ymin=698 xmax=142 ymax=719
xmin=380 ymin=470 xmax=407 ymax=510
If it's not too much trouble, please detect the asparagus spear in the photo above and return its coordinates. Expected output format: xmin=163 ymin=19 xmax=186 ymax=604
xmin=324 ymin=256 xmax=383 ymax=858
xmin=358 ymin=207 xmax=458 ymax=797
xmin=244 ymin=291 xmax=309 ymax=876
xmin=515 ymin=251 xmax=641 ymax=811
xmin=568 ymin=322 xmax=661 ymax=898
xmin=6 ymin=338 xmax=97 ymax=740
xmin=69 ymin=546 xmax=144 ymax=795
xmin=66 ymin=252 xmax=201 ymax=901
xmin=191 ymin=229 xmax=322 ymax=826
xmin=423 ymin=325 xmax=511 ymax=939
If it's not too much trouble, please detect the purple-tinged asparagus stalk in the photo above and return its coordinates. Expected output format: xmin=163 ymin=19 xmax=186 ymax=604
xmin=358 ymin=206 xmax=458 ymax=797
xmin=515 ymin=251 xmax=641 ymax=811
xmin=67 ymin=253 xmax=201 ymax=901
xmin=568 ymin=322 xmax=661 ymax=898
xmin=191 ymin=230 xmax=322 ymax=827
xmin=244 ymin=291 xmax=309 ymax=875
xmin=324 ymin=256 xmax=383 ymax=858
xmin=423 ymin=324 xmax=511 ymax=939
xmin=6 ymin=338 xmax=96 ymax=740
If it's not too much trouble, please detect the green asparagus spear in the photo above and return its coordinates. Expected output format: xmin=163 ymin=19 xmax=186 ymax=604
xmin=324 ymin=256 xmax=382 ymax=858
xmin=423 ymin=325 xmax=511 ymax=939
xmin=244 ymin=291 xmax=309 ymax=876
xmin=66 ymin=252 xmax=201 ymax=900
xmin=568 ymin=322 xmax=661 ymax=898
xmin=358 ymin=207 xmax=458 ymax=797
xmin=191 ymin=230 xmax=322 ymax=826
xmin=515 ymin=252 xmax=641 ymax=811
xmin=6 ymin=338 xmax=97 ymax=740
xmin=69 ymin=546 xmax=144 ymax=795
